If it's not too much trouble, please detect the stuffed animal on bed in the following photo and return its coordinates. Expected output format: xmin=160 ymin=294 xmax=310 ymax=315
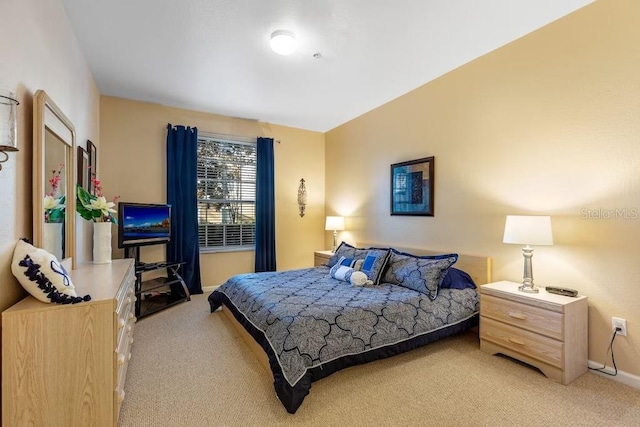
xmin=329 ymin=257 xmax=373 ymax=286
xmin=348 ymin=270 xmax=370 ymax=286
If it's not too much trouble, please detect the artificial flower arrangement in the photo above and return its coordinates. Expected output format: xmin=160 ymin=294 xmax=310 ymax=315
xmin=76 ymin=174 xmax=119 ymax=224
xmin=44 ymin=164 xmax=65 ymax=223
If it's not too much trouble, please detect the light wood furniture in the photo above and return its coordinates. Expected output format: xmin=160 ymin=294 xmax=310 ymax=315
xmin=480 ymin=280 xmax=588 ymax=385
xmin=314 ymin=250 xmax=333 ymax=266
xmin=2 ymin=259 xmax=136 ymax=427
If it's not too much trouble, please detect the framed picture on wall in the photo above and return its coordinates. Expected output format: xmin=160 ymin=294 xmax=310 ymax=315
xmin=87 ymin=140 xmax=97 ymax=194
xmin=390 ymin=156 xmax=434 ymax=216
xmin=77 ymin=146 xmax=89 ymax=190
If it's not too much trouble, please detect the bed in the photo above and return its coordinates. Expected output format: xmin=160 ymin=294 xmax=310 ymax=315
xmin=208 ymin=243 xmax=491 ymax=413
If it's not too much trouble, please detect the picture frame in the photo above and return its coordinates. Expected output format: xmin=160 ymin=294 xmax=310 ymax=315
xmin=77 ymin=146 xmax=89 ymax=190
xmin=87 ymin=139 xmax=97 ymax=194
xmin=390 ymin=156 xmax=434 ymax=216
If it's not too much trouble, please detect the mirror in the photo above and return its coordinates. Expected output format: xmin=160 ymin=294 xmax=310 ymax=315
xmin=33 ymin=90 xmax=76 ymax=269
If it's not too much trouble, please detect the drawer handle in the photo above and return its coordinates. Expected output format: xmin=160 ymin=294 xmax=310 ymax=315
xmin=508 ymin=337 xmax=526 ymax=346
xmin=507 ymin=311 xmax=527 ymax=320
xmin=118 ymin=318 xmax=126 ymax=328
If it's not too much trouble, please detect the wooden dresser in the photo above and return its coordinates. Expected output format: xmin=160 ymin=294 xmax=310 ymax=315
xmin=2 ymin=259 xmax=136 ymax=427
xmin=480 ymin=280 xmax=588 ymax=385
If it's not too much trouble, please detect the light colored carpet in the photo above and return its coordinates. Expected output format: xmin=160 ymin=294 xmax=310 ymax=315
xmin=119 ymin=294 xmax=640 ymax=427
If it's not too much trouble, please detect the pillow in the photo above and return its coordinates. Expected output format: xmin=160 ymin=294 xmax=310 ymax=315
xmin=383 ymin=249 xmax=458 ymax=299
xmin=329 ymin=264 xmax=357 ymax=282
xmin=336 ymin=256 xmax=364 ymax=271
xmin=441 ymin=267 xmax=476 ymax=290
xmin=11 ymin=239 xmax=91 ymax=304
xmin=359 ymin=249 xmax=391 ymax=285
xmin=327 ymin=242 xmax=390 ymax=285
xmin=327 ymin=242 xmax=367 ymax=267
xmin=337 ymin=256 xmax=357 ymax=268
xmin=329 ymin=264 xmax=371 ymax=286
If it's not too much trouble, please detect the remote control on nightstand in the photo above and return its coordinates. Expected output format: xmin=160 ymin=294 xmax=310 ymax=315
xmin=545 ymin=286 xmax=578 ymax=297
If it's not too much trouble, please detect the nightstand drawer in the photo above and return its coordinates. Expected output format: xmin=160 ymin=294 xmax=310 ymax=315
xmin=481 ymin=317 xmax=563 ymax=368
xmin=481 ymin=294 xmax=563 ymax=340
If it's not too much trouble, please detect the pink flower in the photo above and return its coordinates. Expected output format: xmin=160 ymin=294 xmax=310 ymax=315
xmin=47 ymin=164 xmax=64 ymax=197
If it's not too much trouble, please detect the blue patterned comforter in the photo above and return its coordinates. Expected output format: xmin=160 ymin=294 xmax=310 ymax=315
xmin=209 ymin=266 xmax=479 ymax=413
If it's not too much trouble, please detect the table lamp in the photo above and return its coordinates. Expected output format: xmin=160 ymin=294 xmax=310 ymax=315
xmin=325 ymin=216 xmax=345 ymax=252
xmin=503 ymin=215 xmax=553 ymax=293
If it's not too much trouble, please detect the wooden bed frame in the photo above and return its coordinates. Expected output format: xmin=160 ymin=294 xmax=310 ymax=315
xmin=221 ymin=244 xmax=492 ymax=375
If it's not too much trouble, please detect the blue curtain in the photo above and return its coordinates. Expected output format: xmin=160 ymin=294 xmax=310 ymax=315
xmin=255 ymin=137 xmax=276 ymax=272
xmin=166 ymin=124 xmax=202 ymax=294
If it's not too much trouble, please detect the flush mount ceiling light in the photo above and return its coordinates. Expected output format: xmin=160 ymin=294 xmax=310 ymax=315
xmin=270 ymin=30 xmax=297 ymax=56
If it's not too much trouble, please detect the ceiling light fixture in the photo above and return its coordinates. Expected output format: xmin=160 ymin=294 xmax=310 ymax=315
xmin=270 ymin=30 xmax=297 ymax=56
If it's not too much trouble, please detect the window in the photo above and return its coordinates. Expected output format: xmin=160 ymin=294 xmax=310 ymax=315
xmin=197 ymin=136 xmax=256 ymax=252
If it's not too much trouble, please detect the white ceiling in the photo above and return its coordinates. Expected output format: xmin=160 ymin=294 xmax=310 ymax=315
xmin=62 ymin=0 xmax=594 ymax=132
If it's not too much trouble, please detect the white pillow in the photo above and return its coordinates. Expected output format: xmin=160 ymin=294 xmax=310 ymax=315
xmin=329 ymin=264 xmax=372 ymax=286
xmin=11 ymin=239 xmax=90 ymax=304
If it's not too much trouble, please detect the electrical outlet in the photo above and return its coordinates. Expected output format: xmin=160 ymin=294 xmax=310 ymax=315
xmin=612 ymin=317 xmax=627 ymax=336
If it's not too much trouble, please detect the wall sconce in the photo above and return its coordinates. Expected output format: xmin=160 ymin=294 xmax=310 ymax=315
xmin=297 ymin=178 xmax=307 ymax=217
xmin=0 ymin=89 xmax=19 ymax=171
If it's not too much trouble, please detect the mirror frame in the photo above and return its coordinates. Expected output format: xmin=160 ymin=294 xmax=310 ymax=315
xmin=33 ymin=90 xmax=76 ymax=269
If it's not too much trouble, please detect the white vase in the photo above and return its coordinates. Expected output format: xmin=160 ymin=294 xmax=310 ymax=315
xmin=93 ymin=222 xmax=112 ymax=264
xmin=43 ymin=222 xmax=63 ymax=260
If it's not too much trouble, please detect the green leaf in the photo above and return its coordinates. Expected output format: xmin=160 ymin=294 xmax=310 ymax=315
xmin=76 ymin=185 xmax=96 ymax=222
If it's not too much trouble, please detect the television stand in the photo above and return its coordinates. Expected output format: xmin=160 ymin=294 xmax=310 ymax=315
xmin=124 ymin=247 xmax=191 ymax=318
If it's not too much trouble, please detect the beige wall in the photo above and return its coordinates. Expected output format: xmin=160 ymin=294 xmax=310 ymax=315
xmin=325 ymin=0 xmax=640 ymax=377
xmin=0 ymin=0 xmax=100 ymax=309
xmin=100 ymin=97 xmax=325 ymax=287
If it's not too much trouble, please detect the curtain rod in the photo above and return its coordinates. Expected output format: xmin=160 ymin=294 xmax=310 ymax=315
xmin=198 ymin=130 xmax=280 ymax=144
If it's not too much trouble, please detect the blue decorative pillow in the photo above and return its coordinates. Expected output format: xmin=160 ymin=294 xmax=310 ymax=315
xmin=441 ymin=267 xmax=476 ymax=290
xmin=327 ymin=242 xmax=390 ymax=285
xmin=329 ymin=264 xmax=356 ymax=282
xmin=360 ymin=250 xmax=391 ymax=285
xmin=327 ymin=242 xmax=369 ymax=267
xmin=382 ymin=249 xmax=458 ymax=299
xmin=329 ymin=264 xmax=371 ymax=286
xmin=337 ymin=256 xmax=357 ymax=268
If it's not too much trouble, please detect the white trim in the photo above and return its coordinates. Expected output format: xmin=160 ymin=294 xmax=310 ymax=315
xmin=202 ymin=285 xmax=220 ymax=293
xmin=588 ymin=360 xmax=640 ymax=390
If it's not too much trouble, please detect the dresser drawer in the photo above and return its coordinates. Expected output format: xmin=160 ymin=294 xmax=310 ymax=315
xmin=481 ymin=317 xmax=563 ymax=368
xmin=481 ymin=294 xmax=563 ymax=340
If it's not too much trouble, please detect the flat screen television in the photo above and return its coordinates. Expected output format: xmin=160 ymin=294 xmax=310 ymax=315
xmin=118 ymin=202 xmax=172 ymax=248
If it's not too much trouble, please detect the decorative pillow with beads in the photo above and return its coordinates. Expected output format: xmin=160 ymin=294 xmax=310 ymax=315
xmin=11 ymin=239 xmax=91 ymax=304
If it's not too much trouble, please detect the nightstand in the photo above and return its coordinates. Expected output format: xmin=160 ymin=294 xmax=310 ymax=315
xmin=314 ymin=250 xmax=333 ymax=266
xmin=479 ymin=280 xmax=588 ymax=385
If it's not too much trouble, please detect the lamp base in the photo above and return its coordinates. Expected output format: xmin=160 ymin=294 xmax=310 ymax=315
xmin=518 ymin=284 xmax=539 ymax=293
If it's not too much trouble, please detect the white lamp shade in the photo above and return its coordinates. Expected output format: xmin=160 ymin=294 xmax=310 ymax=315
xmin=503 ymin=215 xmax=553 ymax=246
xmin=325 ymin=216 xmax=345 ymax=231
xmin=270 ymin=30 xmax=297 ymax=55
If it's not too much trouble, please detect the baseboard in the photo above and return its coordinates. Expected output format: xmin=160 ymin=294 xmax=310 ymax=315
xmin=202 ymin=285 xmax=219 ymax=293
xmin=588 ymin=360 xmax=640 ymax=390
